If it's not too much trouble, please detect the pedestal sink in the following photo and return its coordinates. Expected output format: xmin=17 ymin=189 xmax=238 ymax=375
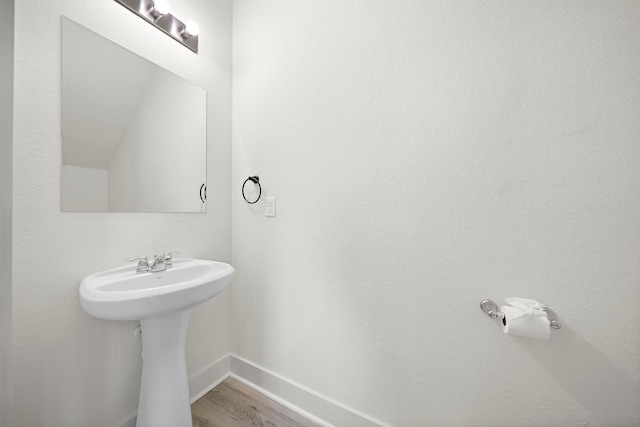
xmin=79 ymin=258 xmax=234 ymax=427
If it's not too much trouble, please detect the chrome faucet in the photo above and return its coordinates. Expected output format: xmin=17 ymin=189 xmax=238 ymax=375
xmin=125 ymin=252 xmax=179 ymax=273
xmin=149 ymin=252 xmax=179 ymax=272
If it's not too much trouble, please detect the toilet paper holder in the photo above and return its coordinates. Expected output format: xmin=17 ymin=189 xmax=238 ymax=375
xmin=480 ymin=299 xmax=561 ymax=329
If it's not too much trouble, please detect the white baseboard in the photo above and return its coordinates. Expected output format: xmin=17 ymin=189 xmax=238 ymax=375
xmin=120 ymin=353 xmax=389 ymax=427
xmin=189 ymin=353 xmax=231 ymax=403
xmin=229 ymin=355 xmax=391 ymax=427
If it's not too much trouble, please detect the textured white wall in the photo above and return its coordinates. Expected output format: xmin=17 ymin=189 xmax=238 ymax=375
xmin=1 ymin=1 xmax=14 ymax=425
xmin=232 ymin=1 xmax=640 ymax=426
xmin=12 ymin=1 xmax=232 ymax=426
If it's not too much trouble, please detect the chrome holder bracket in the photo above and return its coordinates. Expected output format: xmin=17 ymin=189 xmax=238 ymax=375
xmin=480 ymin=299 xmax=561 ymax=329
xmin=541 ymin=307 xmax=562 ymax=329
xmin=480 ymin=299 xmax=504 ymax=320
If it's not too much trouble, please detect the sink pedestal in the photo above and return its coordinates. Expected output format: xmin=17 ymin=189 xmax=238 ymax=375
xmin=136 ymin=310 xmax=192 ymax=427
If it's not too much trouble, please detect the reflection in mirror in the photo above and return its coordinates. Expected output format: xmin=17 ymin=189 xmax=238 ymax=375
xmin=61 ymin=17 xmax=206 ymax=212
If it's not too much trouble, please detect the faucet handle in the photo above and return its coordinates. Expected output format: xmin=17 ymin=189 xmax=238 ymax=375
xmin=154 ymin=251 xmax=180 ymax=260
xmin=125 ymin=255 xmax=148 ymax=264
xmin=159 ymin=252 xmax=180 ymax=265
xmin=125 ymin=255 xmax=149 ymax=273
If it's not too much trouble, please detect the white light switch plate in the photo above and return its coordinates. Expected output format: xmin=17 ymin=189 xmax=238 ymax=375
xmin=266 ymin=196 xmax=276 ymax=217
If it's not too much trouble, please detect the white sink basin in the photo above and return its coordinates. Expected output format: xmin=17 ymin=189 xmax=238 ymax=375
xmin=80 ymin=258 xmax=234 ymax=321
xmin=79 ymin=258 xmax=234 ymax=427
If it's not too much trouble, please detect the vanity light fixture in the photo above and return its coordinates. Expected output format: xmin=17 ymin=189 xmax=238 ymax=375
xmin=149 ymin=0 xmax=170 ymax=19
xmin=181 ymin=20 xmax=199 ymax=38
xmin=114 ymin=0 xmax=199 ymax=53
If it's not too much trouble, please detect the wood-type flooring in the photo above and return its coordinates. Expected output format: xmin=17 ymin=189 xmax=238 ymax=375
xmin=192 ymin=377 xmax=322 ymax=427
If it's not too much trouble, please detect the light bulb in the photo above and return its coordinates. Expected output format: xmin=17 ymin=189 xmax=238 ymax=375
xmin=150 ymin=0 xmax=170 ymax=17
xmin=182 ymin=20 xmax=199 ymax=37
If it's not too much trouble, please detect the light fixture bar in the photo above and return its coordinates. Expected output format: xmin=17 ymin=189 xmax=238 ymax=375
xmin=114 ymin=0 xmax=199 ymax=53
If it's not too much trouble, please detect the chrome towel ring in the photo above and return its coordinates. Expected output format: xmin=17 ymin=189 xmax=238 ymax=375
xmin=199 ymin=183 xmax=206 ymax=203
xmin=242 ymin=176 xmax=261 ymax=204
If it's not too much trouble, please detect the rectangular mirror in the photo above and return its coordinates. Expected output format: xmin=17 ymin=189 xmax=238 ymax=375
xmin=61 ymin=17 xmax=207 ymax=212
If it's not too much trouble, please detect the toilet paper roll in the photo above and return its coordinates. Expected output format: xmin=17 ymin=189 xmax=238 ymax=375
xmin=500 ymin=305 xmax=550 ymax=340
